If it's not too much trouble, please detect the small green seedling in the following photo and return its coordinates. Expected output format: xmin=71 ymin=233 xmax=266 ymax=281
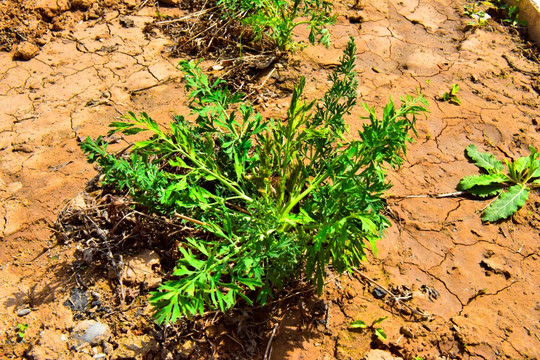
xmin=438 ymin=83 xmax=461 ymax=105
xmin=504 ymin=5 xmax=527 ymax=26
xmin=458 ymin=144 xmax=540 ymax=222
xmin=15 ymin=323 xmax=28 ymax=341
xmin=484 ymin=0 xmax=527 ymax=27
xmin=464 ymin=4 xmax=491 ymax=27
xmin=350 ymin=316 xmax=387 ymax=340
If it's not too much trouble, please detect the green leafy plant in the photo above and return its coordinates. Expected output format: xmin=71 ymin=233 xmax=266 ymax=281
xmin=457 ymin=144 xmax=540 ymax=222
xmin=504 ymin=4 xmax=527 ymax=26
xmin=219 ymin=0 xmax=336 ymax=51
xmin=80 ymin=39 xmax=428 ymax=324
xmin=438 ymin=83 xmax=461 ymax=105
xmin=471 ymin=0 xmax=528 ymax=27
xmin=491 ymin=0 xmax=527 ymax=26
xmin=350 ymin=316 xmax=387 ymax=340
xmin=15 ymin=323 xmax=28 ymax=341
xmin=464 ymin=4 xmax=491 ymax=26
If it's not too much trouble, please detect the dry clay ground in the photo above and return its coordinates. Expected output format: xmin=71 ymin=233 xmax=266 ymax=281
xmin=1 ymin=0 xmax=540 ymax=359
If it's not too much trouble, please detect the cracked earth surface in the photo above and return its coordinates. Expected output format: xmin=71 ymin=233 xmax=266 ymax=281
xmin=1 ymin=0 xmax=539 ymax=359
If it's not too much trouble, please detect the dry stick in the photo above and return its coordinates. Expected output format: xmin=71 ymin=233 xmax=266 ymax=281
xmin=478 ymin=195 xmax=499 ymax=214
xmin=263 ymin=324 xmax=279 ymax=360
xmin=352 ymin=269 xmax=431 ymax=319
xmin=85 ymin=215 xmax=126 ymax=302
xmin=129 ymin=76 xmax=179 ymax=94
xmin=259 ymin=67 xmax=276 ymax=90
xmin=174 ymin=212 xmax=209 ymax=227
xmin=386 ymin=191 xmax=466 ymax=199
xmin=154 ymin=7 xmax=217 ymax=25
xmin=137 ymin=0 xmax=151 ymax=10
xmin=185 ymin=22 xmax=219 ymax=47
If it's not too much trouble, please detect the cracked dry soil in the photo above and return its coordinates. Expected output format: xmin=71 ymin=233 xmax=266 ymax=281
xmin=1 ymin=0 xmax=539 ymax=359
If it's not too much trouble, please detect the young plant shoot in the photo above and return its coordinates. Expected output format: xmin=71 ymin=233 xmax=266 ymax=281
xmin=458 ymin=144 xmax=540 ymax=222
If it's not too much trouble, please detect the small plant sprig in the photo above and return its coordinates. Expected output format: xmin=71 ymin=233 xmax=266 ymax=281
xmin=457 ymin=144 xmax=540 ymax=222
xmin=220 ymin=0 xmax=336 ymax=51
xmin=490 ymin=0 xmax=527 ymax=26
xmin=350 ymin=316 xmax=387 ymax=340
xmin=464 ymin=4 xmax=491 ymax=27
xmin=15 ymin=323 xmax=28 ymax=341
xmin=437 ymin=83 xmax=461 ymax=105
xmin=81 ymin=39 xmax=428 ymax=323
xmin=467 ymin=0 xmax=527 ymax=27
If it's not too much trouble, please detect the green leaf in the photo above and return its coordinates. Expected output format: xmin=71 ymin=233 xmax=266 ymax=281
xmin=532 ymin=166 xmax=540 ymax=179
xmin=457 ymin=174 xmax=506 ymax=190
xmin=374 ymin=327 xmax=387 ymax=340
xmin=372 ymin=316 xmax=387 ymax=325
xmin=466 ymin=184 xmax=503 ymax=198
xmin=237 ymin=277 xmax=263 ymax=290
xmin=465 ymin=144 xmax=504 ymax=173
xmin=482 ymin=185 xmax=530 ymax=222
xmin=350 ymin=320 xmax=367 ymax=329
xmin=513 ymin=156 xmax=529 ymax=175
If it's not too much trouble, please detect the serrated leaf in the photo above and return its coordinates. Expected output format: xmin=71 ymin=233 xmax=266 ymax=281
xmin=467 ymin=184 xmax=503 ymax=198
xmin=465 ymin=144 xmax=504 ymax=173
xmin=457 ymin=174 xmax=506 ymax=190
xmin=350 ymin=320 xmax=367 ymax=328
xmin=482 ymin=185 xmax=530 ymax=222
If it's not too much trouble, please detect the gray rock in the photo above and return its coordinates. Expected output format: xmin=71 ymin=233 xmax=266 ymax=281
xmin=72 ymin=320 xmax=111 ymax=345
xmin=17 ymin=308 xmax=31 ymax=316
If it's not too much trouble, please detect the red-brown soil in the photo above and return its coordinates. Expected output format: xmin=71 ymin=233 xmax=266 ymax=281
xmin=1 ymin=0 xmax=539 ymax=359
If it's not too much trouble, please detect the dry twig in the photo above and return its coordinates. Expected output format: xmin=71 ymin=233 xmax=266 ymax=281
xmin=353 ymin=269 xmax=431 ymax=320
xmin=263 ymin=324 xmax=279 ymax=360
xmin=84 ymin=214 xmax=126 ymax=302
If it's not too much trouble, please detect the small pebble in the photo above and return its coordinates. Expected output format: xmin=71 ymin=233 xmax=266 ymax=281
xmin=372 ymin=286 xmax=387 ymax=299
xmin=93 ymin=353 xmax=107 ymax=359
xmin=17 ymin=308 xmax=31 ymax=317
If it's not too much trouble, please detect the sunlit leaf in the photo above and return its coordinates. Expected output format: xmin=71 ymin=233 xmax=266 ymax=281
xmin=350 ymin=320 xmax=367 ymax=328
xmin=465 ymin=144 xmax=504 ymax=173
xmin=482 ymin=185 xmax=530 ymax=222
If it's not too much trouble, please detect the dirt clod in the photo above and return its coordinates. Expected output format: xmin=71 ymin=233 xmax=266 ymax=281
xmin=113 ymin=334 xmax=157 ymax=358
xmin=123 ymin=250 xmax=162 ymax=289
xmin=13 ymin=42 xmax=40 ymax=60
xmin=71 ymin=0 xmax=94 ymax=10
